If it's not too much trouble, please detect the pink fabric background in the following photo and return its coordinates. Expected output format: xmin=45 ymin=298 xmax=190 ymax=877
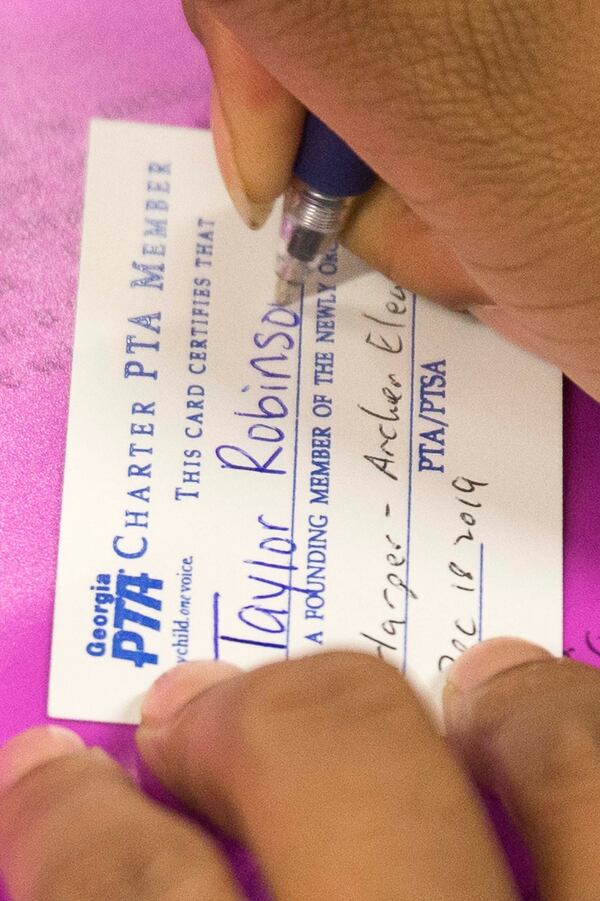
xmin=0 ymin=1 xmax=598 ymax=898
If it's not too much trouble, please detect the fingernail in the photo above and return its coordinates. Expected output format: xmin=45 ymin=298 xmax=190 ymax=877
xmin=141 ymin=660 xmax=241 ymax=727
xmin=0 ymin=726 xmax=85 ymax=795
xmin=446 ymin=637 xmax=553 ymax=697
xmin=211 ymin=89 xmax=274 ymax=230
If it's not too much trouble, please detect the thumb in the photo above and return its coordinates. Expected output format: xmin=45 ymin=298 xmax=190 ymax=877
xmin=444 ymin=638 xmax=600 ymax=901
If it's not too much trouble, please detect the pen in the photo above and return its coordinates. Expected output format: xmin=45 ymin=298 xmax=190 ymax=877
xmin=276 ymin=113 xmax=376 ymax=294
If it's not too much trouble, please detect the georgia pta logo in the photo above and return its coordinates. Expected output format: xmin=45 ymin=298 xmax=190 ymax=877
xmin=87 ymin=570 xmax=163 ymax=667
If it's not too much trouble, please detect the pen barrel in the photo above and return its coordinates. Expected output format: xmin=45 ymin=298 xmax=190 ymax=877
xmin=286 ymin=184 xmax=351 ymax=236
xmin=277 ymin=181 xmax=351 ymax=278
xmin=277 ymin=114 xmax=376 ymax=285
xmin=293 ymin=114 xmax=376 ymax=198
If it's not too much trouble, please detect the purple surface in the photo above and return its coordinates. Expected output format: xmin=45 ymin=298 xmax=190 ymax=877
xmin=0 ymin=2 xmax=599 ymax=899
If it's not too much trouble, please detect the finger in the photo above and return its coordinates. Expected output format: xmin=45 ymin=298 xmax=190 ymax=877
xmin=184 ymin=3 xmax=304 ymax=227
xmin=342 ymin=182 xmax=491 ymax=310
xmin=138 ymin=654 xmax=518 ymax=900
xmin=0 ymin=726 xmax=242 ymax=901
xmin=444 ymin=638 xmax=600 ymax=901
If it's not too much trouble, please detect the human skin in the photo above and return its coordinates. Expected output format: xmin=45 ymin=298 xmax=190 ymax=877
xmin=3 ymin=6 xmax=600 ymax=898
xmin=1 ymin=640 xmax=600 ymax=898
xmin=184 ymin=0 xmax=600 ymax=401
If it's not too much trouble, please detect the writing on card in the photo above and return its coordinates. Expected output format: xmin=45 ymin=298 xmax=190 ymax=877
xmin=49 ymin=120 xmax=563 ymax=723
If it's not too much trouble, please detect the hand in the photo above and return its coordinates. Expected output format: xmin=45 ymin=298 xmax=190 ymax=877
xmin=1 ymin=640 xmax=600 ymax=899
xmin=183 ymin=1 xmax=600 ymax=401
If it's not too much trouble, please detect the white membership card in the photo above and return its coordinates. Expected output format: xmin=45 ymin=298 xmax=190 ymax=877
xmin=48 ymin=120 xmax=563 ymax=724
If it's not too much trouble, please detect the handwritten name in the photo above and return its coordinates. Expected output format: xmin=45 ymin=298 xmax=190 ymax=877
xmin=215 ymin=304 xmax=300 ymax=476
